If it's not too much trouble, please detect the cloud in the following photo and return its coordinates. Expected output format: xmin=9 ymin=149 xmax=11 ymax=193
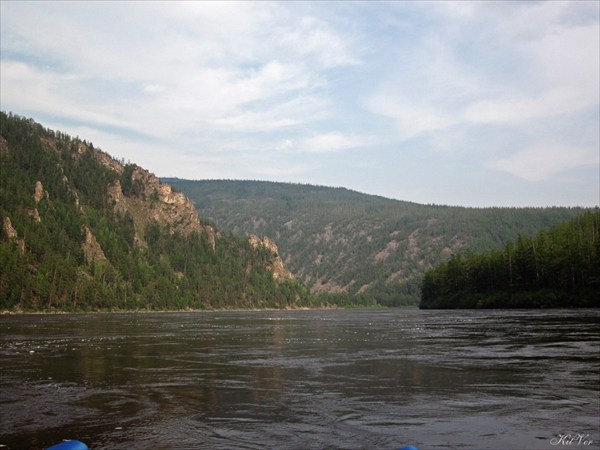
xmin=366 ymin=2 xmax=599 ymax=139
xmin=0 ymin=61 xmax=139 ymax=131
xmin=273 ymin=132 xmax=369 ymax=154
xmin=463 ymin=19 xmax=599 ymax=126
xmin=366 ymin=93 xmax=460 ymax=139
xmin=277 ymin=15 xmax=361 ymax=68
xmin=275 ymin=139 xmax=295 ymax=152
xmin=1 ymin=1 xmax=597 ymax=206
xmin=210 ymin=94 xmax=331 ymax=133
xmin=462 ymin=89 xmax=591 ymax=125
xmin=364 ymin=30 xmax=486 ymax=139
xmin=490 ymin=141 xmax=599 ymax=182
xmin=143 ymin=84 xmax=167 ymax=95
xmin=0 ymin=1 xmax=357 ymax=140
xmin=301 ymin=132 xmax=366 ymax=153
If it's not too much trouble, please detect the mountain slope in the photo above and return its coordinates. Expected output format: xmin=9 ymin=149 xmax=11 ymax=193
xmin=0 ymin=113 xmax=309 ymax=311
xmin=167 ymin=179 xmax=588 ymax=305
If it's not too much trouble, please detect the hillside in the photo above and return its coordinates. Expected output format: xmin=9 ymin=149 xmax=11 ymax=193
xmin=167 ymin=179 xmax=588 ymax=306
xmin=0 ymin=113 xmax=310 ymax=311
xmin=420 ymin=210 xmax=600 ymax=308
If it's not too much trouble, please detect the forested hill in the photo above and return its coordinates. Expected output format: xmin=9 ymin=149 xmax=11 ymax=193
xmin=0 ymin=113 xmax=310 ymax=311
xmin=164 ymin=179 xmax=588 ymax=306
xmin=420 ymin=210 xmax=600 ymax=309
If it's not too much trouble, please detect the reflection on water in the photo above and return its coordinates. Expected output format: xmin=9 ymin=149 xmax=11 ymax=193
xmin=1 ymin=309 xmax=599 ymax=449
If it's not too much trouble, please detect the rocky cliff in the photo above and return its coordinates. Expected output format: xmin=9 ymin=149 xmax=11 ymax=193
xmin=55 ymin=139 xmax=222 ymax=254
xmin=76 ymin=140 xmax=297 ymax=275
xmin=249 ymin=235 xmax=294 ymax=281
xmin=107 ymin=165 xmax=218 ymax=250
xmin=0 ymin=112 xmax=310 ymax=311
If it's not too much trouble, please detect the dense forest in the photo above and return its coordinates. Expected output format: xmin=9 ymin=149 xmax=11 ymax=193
xmin=167 ymin=179 xmax=588 ymax=307
xmin=420 ymin=210 xmax=600 ymax=308
xmin=0 ymin=112 xmax=311 ymax=311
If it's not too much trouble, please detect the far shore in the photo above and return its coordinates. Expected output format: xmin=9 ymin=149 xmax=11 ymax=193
xmin=0 ymin=305 xmax=354 ymax=315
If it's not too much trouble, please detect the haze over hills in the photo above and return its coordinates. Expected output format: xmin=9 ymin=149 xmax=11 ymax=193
xmin=167 ymin=178 xmax=588 ymax=306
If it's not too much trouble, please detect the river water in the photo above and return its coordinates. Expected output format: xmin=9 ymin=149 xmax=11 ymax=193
xmin=0 ymin=309 xmax=598 ymax=450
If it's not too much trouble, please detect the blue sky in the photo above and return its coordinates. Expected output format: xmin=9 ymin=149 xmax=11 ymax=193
xmin=1 ymin=1 xmax=598 ymax=207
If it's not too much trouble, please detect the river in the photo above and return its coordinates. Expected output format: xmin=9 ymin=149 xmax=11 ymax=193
xmin=1 ymin=309 xmax=599 ymax=450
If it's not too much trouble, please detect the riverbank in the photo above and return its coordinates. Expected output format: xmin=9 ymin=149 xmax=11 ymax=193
xmin=0 ymin=305 xmax=351 ymax=315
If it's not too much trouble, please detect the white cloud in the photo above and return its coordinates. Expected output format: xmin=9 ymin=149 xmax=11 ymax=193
xmin=364 ymin=31 xmax=485 ymax=138
xmin=367 ymin=2 xmax=599 ymax=139
xmin=210 ymin=94 xmax=330 ymax=133
xmin=0 ymin=1 xmax=356 ymax=141
xmin=462 ymin=87 xmax=594 ymax=125
xmin=301 ymin=132 xmax=366 ymax=153
xmin=463 ymin=19 xmax=599 ymax=126
xmin=143 ymin=84 xmax=166 ymax=95
xmin=490 ymin=141 xmax=599 ymax=182
xmin=366 ymin=94 xmax=459 ymax=139
xmin=1 ymin=1 xmax=597 ymax=206
xmin=0 ymin=61 xmax=136 ymax=130
xmin=273 ymin=132 xmax=369 ymax=154
xmin=275 ymin=139 xmax=295 ymax=152
xmin=277 ymin=15 xmax=360 ymax=68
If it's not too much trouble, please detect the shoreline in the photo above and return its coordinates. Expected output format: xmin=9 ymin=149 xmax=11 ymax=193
xmin=0 ymin=305 xmax=349 ymax=315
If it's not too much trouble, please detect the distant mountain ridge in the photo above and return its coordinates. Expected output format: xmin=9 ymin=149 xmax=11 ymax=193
xmin=167 ymin=178 xmax=588 ymax=306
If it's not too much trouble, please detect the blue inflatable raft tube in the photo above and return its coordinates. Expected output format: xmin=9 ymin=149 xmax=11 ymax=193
xmin=45 ymin=440 xmax=89 ymax=450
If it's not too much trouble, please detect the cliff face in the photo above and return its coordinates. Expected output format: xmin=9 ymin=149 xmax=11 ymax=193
xmin=1 ymin=113 xmax=306 ymax=311
xmin=64 ymin=141 xmax=221 ymax=252
xmin=81 ymin=225 xmax=108 ymax=265
xmin=84 ymin=140 xmax=291 ymax=278
xmin=2 ymin=217 xmax=25 ymax=254
xmin=107 ymin=166 xmax=218 ymax=250
xmin=249 ymin=235 xmax=294 ymax=281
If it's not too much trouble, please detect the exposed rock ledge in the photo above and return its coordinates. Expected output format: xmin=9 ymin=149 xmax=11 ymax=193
xmin=106 ymin=165 xmax=218 ymax=250
xmin=82 ymin=225 xmax=108 ymax=265
xmin=3 ymin=217 xmax=26 ymax=254
xmin=249 ymin=235 xmax=294 ymax=281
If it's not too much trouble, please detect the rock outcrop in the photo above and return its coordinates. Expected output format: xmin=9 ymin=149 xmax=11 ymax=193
xmin=107 ymin=166 xmax=218 ymax=250
xmin=95 ymin=150 xmax=124 ymax=174
xmin=26 ymin=208 xmax=41 ymax=223
xmin=249 ymin=235 xmax=294 ymax=281
xmin=33 ymin=181 xmax=45 ymax=203
xmin=3 ymin=217 xmax=18 ymax=241
xmin=133 ymin=167 xmax=203 ymax=233
xmin=81 ymin=225 xmax=108 ymax=265
xmin=3 ymin=217 xmax=25 ymax=254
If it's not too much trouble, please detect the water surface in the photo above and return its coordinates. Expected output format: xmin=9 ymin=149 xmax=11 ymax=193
xmin=1 ymin=309 xmax=599 ymax=449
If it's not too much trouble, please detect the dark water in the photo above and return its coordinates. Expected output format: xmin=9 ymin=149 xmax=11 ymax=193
xmin=1 ymin=309 xmax=599 ymax=450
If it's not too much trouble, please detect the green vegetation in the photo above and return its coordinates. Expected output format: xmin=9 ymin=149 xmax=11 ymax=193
xmin=3 ymin=111 xmax=592 ymax=312
xmin=420 ymin=211 xmax=600 ymax=308
xmin=166 ymin=179 xmax=588 ymax=307
xmin=0 ymin=113 xmax=311 ymax=311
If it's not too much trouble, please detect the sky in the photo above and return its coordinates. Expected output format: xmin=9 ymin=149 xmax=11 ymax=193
xmin=1 ymin=1 xmax=599 ymax=207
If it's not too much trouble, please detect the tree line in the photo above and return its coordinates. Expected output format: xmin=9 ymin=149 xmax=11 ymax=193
xmin=420 ymin=210 xmax=600 ymax=308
